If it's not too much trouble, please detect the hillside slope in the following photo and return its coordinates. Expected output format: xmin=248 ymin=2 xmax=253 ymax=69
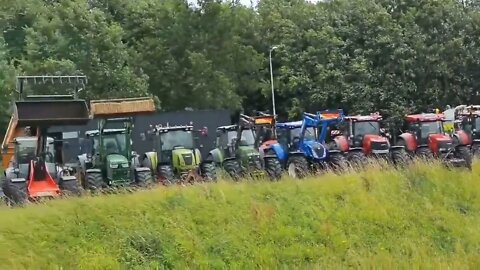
xmin=0 ymin=162 xmax=479 ymax=269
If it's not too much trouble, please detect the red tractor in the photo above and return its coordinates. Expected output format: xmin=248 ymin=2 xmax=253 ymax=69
xmin=394 ymin=113 xmax=472 ymax=169
xmin=331 ymin=113 xmax=409 ymax=166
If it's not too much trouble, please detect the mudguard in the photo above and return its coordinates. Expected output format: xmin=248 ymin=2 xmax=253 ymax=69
xmin=268 ymin=143 xmax=286 ymax=161
xmin=453 ymin=130 xmax=471 ymax=146
xmin=134 ymin=166 xmax=151 ymax=173
xmin=398 ymin=133 xmax=417 ymax=152
xmin=348 ymin=147 xmax=363 ymax=152
xmin=60 ymin=175 xmax=77 ymax=182
xmin=208 ymin=148 xmax=223 ymax=164
xmin=334 ymin=136 xmax=349 ymax=152
xmin=86 ymin=168 xmax=101 ymax=174
xmin=390 ymin=145 xmax=405 ymax=150
xmin=143 ymin=151 xmax=158 ymax=170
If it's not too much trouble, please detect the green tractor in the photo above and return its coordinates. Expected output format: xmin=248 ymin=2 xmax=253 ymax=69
xmin=208 ymin=114 xmax=282 ymax=180
xmin=141 ymin=124 xmax=216 ymax=184
xmin=76 ymin=117 xmax=152 ymax=190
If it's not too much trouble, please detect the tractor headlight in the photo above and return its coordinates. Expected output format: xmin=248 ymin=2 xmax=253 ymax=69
xmin=120 ymin=163 xmax=129 ymax=168
xmin=110 ymin=163 xmax=119 ymax=168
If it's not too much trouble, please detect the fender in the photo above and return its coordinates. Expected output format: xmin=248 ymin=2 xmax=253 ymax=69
xmin=328 ymin=149 xmax=342 ymax=154
xmin=348 ymin=147 xmax=363 ymax=152
xmin=60 ymin=175 xmax=77 ymax=182
xmin=454 ymin=130 xmax=471 ymax=146
xmin=143 ymin=152 xmax=158 ymax=170
xmin=398 ymin=133 xmax=417 ymax=152
xmin=334 ymin=136 xmax=349 ymax=152
xmin=209 ymin=148 xmax=223 ymax=165
xmin=269 ymin=143 xmax=287 ymax=161
xmin=134 ymin=166 xmax=151 ymax=173
xmin=86 ymin=168 xmax=102 ymax=174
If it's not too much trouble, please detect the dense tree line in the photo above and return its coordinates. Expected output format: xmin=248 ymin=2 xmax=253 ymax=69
xmin=1 ymin=0 xmax=480 ymax=136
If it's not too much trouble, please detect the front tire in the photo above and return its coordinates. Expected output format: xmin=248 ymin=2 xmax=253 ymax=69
xmin=347 ymin=151 xmax=367 ymax=169
xmin=59 ymin=179 xmax=81 ymax=196
xmin=416 ymin=147 xmax=433 ymax=160
xmin=264 ymin=157 xmax=282 ymax=181
xmin=201 ymin=162 xmax=217 ymax=182
xmin=85 ymin=172 xmax=104 ymax=191
xmin=223 ymin=159 xmax=243 ymax=181
xmin=456 ymin=145 xmax=473 ymax=170
xmin=135 ymin=170 xmax=153 ymax=187
xmin=328 ymin=152 xmax=348 ymax=173
xmin=391 ymin=148 xmax=409 ymax=167
xmin=158 ymin=165 xmax=175 ymax=185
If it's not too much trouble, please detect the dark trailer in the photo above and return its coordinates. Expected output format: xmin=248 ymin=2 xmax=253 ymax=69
xmin=47 ymin=109 xmax=231 ymax=163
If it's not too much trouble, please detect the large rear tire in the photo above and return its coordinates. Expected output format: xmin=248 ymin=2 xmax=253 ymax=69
xmin=456 ymin=145 xmax=473 ymax=170
xmin=223 ymin=159 xmax=243 ymax=181
xmin=2 ymin=178 xmax=28 ymax=206
xmin=264 ymin=157 xmax=282 ymax=181
xmin=286 ymin=155 xmax=309 ymax=179
xmin=85 ymin=172 xmax=104 ymax=191
xmin=201 ymin=162 xmax=217 ymax=182
xmin=158 ymin=165 xmax=175 ymax=185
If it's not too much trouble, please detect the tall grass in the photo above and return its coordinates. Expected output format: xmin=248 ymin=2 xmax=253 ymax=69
xmin=0 ymin=161 xmax=479 ymax=269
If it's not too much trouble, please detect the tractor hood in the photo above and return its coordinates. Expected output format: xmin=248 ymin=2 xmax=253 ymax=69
xmin=106 ymin=154 xmax=129 ymax=167
xmin=428 ymin=134 xmax=453 ymax=153
xmin=238 ymin=145 xmax=259 ymax=157
xmin=303 ymin=140 xmax=327 ymax=160
xmin=172 ymin=148 xmax=199 ymax=171
xmin=363 ymin=134 xmax=389 ymax=154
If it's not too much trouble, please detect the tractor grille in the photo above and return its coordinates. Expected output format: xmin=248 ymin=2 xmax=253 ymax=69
xmin=182 ymin=153 xmax=194 ymax=166
xmin=247 ymin=155 xmax=262 ymax=169
xmin=312 ymin=145 xmax=325 ymax=158
xmin=371 ymin=141 xmax=389 ymax=151
xmin=112 ymin=168 xmax=130 ymax=180
xmin=438 ymin=141 xmax=453 ymax=152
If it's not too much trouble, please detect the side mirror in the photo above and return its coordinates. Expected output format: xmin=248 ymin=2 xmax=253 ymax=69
xmin=13 ymin=168 xmax=19 ymax=175
xmin=131 ymin=151 xmax=138 ymax=157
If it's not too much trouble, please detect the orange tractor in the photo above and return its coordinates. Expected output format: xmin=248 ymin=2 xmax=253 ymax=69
xmin=393 ymin=113 xmax=472 ymax=169
xmin=1 ymin=76 xmax=90 ymax=205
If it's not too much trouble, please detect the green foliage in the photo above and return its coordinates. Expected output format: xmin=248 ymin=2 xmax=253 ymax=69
xmin=0 ymin=162 xmax=480 ymax=268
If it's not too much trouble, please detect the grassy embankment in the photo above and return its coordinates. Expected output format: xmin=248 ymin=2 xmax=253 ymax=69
xmin=0 ymin=161 xmax=479 ymax=269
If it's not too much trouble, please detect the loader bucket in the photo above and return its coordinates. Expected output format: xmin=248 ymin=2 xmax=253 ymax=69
xmin=90 ymin=97 xmax=155 ymax=118
xmin=14 ymin=98 xmax=90 ymax=127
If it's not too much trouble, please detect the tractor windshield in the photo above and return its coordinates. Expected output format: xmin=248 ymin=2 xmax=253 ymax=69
xmin=410 ymin=121 xmax=444 ymax=139
xmin=291 ymin=127 xmax=316 ymax=141
xmin=102 ymin=133 xmax=127 ymax=155
xmin=353 ymin=121 xmax=380 ymax=136
xmin=16 ymin=139 xmax=55 ymax=164
xmin=160 ymin=130 xmax=194 ymax=150
xmin=238 ymin=129 xmax=255 ymax=146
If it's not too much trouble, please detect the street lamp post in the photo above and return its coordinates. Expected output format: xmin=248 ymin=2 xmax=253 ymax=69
xmin=269 ymin=46 xmax=278 ymax=117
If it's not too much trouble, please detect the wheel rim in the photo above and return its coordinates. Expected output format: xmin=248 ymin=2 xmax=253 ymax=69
xmin=288 ymin=163 xmax=297 ymax=178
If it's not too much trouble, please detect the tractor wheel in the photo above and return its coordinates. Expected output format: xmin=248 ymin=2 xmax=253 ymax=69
xmin=391 ymin=148 xmax=409 ymax=167
xmin=200 ymin=162 xmax=217 ymax=182
xmin=347 ymin=151 xmax=367 ymax=169
xmin=60 ymin=179 xmax=81 ymax=197
xmin=85 ymin=172 xmax=104 ymax=191
xmin=456 ymin=145 xmax=473 ymax=170
xmin=2 ymin=178 xmax=27 ymax=206
xmin=416 ymin=147 xmax=433 ymax=160
xmin=135 ymin=170 xmax=153 ymax=187
xmin=286 ymin=155 xmax=309 ymax=179
xmin=158 ymin=165 xmax=175 ymax=185
xmin=264 ymin=157 xmax=282 ymax=181
xmin=223 ymin=159 xmax=243 ymax=181
xmin=472 ymin=144 xmax=480 ymax=158
xmin=328 ymin=152 xmax=348 ymax=173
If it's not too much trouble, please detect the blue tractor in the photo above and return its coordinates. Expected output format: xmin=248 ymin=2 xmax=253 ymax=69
xmin=271 ymin=110 xmax=349 ymax=178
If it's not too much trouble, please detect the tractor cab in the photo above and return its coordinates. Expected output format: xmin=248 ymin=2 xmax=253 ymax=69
xmin=6 ymin=136 xmax=56 ymax=180
xmin=404 ymin=113 xmax=450 ymax=151
xmin=275 ymin=121 xmax=316 ymax=153
xmin=455 ymin=105 xmax=480 ymax=143
xmin=341 ymin=113 xmax=390 ymax=155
